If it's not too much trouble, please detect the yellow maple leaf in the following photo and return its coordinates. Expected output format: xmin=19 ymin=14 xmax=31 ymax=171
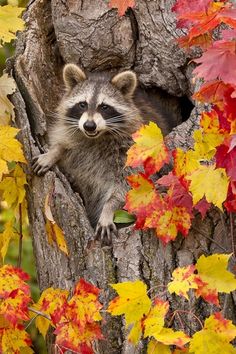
xmin=195 ymin=254 xmax=236 ymax=304
xmin=189 ymin=312 xmax=236 ymax=354
xmin=0 ymin=5 xmax=25 ymax=45
xmin=1 ymin=327 xmax=33 ymax=353
xmin=0 ymin=74 xmax=16 ymax=125
xmin=147 ymin=340 xmax=171 ymax=354
xmin=152 ymin=328 xmax=190 ymax=347
xmin=126 ymin=122 xmax=170 ymax=175
xmin=186 ymin=165 xmax=229 ymax=210
xmin=108 ymin=280 xmax=151 ymax=325
xmin=173 ymin=148 xmax=201 ymax=177
xmin=143 ymin=299 xmax=169 ymax=338
xmin=44 ymin=193 xmax=69 ymax=255
xmin=0 ymin=220 xmax=18 ymax=262
xmin=168 ymin=265 xmax=198 ymax=300
xmin=0 ymin=164 xmax=27 ymax=210
xmin=0 ymin=126 xmax=26 ymax=180
xmin=128 ymin=320 xmax=142 ymax=344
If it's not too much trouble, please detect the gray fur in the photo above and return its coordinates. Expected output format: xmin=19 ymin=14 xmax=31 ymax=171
xmin=32 ymin=64 xmax=178 ymax=243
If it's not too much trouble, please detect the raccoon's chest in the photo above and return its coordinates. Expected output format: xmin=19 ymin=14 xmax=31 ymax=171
xmin=59 ymin=135 xmax=130 ymax=196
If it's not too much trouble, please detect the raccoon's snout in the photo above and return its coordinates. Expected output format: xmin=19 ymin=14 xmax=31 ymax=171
xmin=83 ymin=120 xmax=97 ymax=132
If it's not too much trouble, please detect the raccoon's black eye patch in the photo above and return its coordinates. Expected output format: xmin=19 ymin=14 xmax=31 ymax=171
xmin=66 ymin=102 xmax=87 ymax=120
xmin=97 ymin=103 xmax=122 ymax=122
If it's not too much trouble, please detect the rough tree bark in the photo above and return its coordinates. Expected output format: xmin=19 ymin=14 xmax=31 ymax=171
xmin=8 ymin=0 xmax=236 ymax=353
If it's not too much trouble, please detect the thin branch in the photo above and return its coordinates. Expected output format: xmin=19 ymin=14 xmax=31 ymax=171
xmin=191 ymin=226 xmax=228 ymax=253
xmin=17 ymin=203 xmax=23 ymax=268
xmin=28 ymin=307 xmax=51 ymax=320
xmin=25 ymin=314 xmax=39 ymax=330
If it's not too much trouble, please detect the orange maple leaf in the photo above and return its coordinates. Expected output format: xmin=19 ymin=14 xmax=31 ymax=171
xmin=125 ymin=173 xmax=161 ymax=229
xmin=108 ymin=0 xmax=135 ymax=16
xmin=126 ymin=122 xmax=170 ymax=176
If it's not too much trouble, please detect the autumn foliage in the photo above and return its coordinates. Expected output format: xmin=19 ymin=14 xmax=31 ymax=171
xmin=0 ymin=0 xmax=236 ymax=353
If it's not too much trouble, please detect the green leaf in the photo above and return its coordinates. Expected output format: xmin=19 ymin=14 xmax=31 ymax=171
xmin=113 ymin=210 xmax=135 ymax=224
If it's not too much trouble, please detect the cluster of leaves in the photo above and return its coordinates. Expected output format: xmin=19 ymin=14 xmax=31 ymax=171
xmin=1 ymin=252 xmax=236 ymax=353
xmin=123 ymin=0 xmax=236 ymax=244
xmin=0 ymin=3 xmax=27 ymax=265
xmin=108 ymin=254 xmax=236 ymax=353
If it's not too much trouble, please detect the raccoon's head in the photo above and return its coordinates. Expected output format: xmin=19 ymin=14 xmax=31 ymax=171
xmin=60 ymin=64 xmax=141 ymax=139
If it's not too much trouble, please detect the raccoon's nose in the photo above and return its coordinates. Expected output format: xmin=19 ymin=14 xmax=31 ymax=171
xmin=83 ymin=120 xmax=97 ymax=132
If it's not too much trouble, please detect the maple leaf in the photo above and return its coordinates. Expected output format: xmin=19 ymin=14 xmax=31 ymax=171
xmin=189 ymin=312 xmax=236 ymax=354
xmin=0 ymin=265 xmax=30 ymax=298
xmin=224 ymin=182 xmax=236 ymax=212
xmin=126 ymin=122 xmax=170 ymax=176
xmin=0 ymin=220 xmax=18 ymax=262
xmin=125 ymin=173 xmax=161 ymax=228
xmin=193 ymin=40 xmax=236 ymax=86
xmin=195 ymin=254 xmax=236 ymax=305
xmin=143 ymin=298 xmax=169 ymax=338
xmin=158 ymin=172 xmax=193 ymax=212
xmin=194 ymin=198 xmax=211 ymax=218
xmin=0 ymin=126 xmax=26 ymax=181
xmin=44 ymin=193 xmax=69 ymax=255
xmin=52 ymin=279 xmax=102 ymax=353
xmin=108 ymin=0 xmax=135 ymax=16
xmin=0 ymin=5 xmax=25 ymax=45
xmin=55 ymin=321 xmax=102 ymax=354
xmin=67 ymin=279 xmax=102 ymax=326
xmin=151 ymin=327 xmax=190 ymax=348
xmin=186 ymin=165 xmax=229 ymax=210
xmin=0 ymin=73 xmax=16 ymax=125
xmin=0 ymin=164 xmax=27 ymax=211
xmin=0 ymin=326 xmax=33 ymax=354
xmin=145 ymin=205 xmax=192 ymax=244
xmin=128 ymin=320 xmax=142 ymax=344
xmin=172 ymin=0 xmax=212 ymax=28
xmin=215 ymin=143 xmax=236 ymax=181
xmin=147 ymin=339 xmax=171 ymax=354
xmin=33 ymin=287 xmax=69 ymax=337
xmin=193 ymin=81 xmax=233 ymax=109
xmin=173 ymin=148 xmax=201 ymax=178
xmin=108 ymin=280 xmax=151 ymax=325
xmin=168 ymin=265 xmax=198 ymax=300
xmin=0 ymin=289 xmax=31 ymax=326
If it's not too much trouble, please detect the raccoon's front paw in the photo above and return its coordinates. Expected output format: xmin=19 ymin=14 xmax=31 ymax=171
xmin=32 ymin=153 xmax=53 ymax=176
xmin=95 ymin=218 xmax=118 ymax=245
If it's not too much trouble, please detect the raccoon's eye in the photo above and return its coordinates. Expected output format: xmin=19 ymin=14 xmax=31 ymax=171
xmin=100 ymin=103 xmax=109 ymax=111
xmin=78 ymin=101 xmax=87 ymax=109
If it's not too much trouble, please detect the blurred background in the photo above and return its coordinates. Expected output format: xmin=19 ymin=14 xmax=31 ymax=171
xmin=0 ymin=0 xmax=47 ymax=352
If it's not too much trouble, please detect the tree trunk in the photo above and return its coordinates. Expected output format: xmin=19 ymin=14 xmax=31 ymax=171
xmin=9 ymin=0 xmax=236 ymax=353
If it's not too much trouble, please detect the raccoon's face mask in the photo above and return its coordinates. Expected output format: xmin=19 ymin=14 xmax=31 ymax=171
xmin=62 ymin=64 xmax=139 ymax=138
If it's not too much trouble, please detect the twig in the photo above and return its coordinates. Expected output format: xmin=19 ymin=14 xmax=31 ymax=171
xmin=17 ymin=203 xmax=23 ymax=268
xmin=191 ymin=226 xmax=228 ymax=253
xmin=28 ymin=307 xmax=51 ymax=320
xmin=25 ymin=314 xmax=39 ymax=330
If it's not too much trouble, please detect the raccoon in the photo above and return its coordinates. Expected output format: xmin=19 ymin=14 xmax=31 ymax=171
xmin=32 ymin=64 xmax=180 ymax=243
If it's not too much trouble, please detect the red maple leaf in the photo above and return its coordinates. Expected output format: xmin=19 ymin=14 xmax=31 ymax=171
xmin=194 ymin=198 xmax=211 ymax=218
xmin=108 ymin=0 xmax=135 ymax=16
xmin=193 ymin=40 xmax=236 ymax=86
xmin=224 ymin=182 xmax=236 ymax=212
xmin=215 ymin=143 xmax=236 ymax=181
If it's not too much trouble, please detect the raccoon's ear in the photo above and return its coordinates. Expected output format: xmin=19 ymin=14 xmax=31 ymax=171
xmin=111 ymin=71 xmax=137 ymax=98
xmin=63 ymin=64 xmax=87 ymax=91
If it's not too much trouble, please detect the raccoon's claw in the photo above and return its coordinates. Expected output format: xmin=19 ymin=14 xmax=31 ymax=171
xmin=95 ymin=222 xmax=118 ymax=245
xmin=32 ymin=154 xmax=52 ymax=176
